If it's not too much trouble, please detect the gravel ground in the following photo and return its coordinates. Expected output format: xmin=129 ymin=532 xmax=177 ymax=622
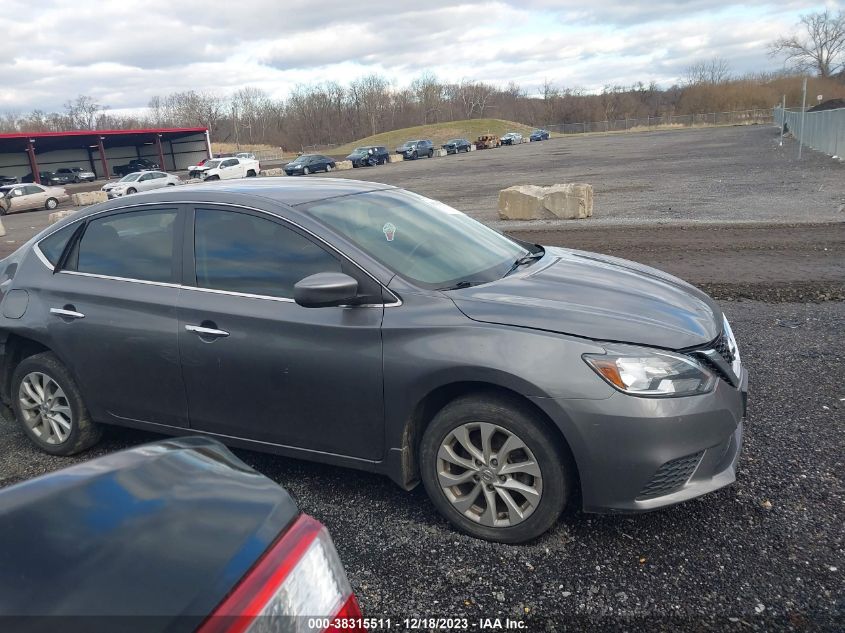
xmin=0 ymin=301 xmax=842 ymax=631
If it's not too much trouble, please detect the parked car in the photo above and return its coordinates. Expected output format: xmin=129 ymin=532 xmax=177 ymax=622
xmin=500 ymin=132 xmax=523 ymax=145
xmin=0 ymin=175 xmax=17 ymax=186
xmin=0 ymin=183 xmax=69 ymax=214
xmin=0 ymin=180 xmax=747 ymax=543
xmin=101 ymin=170 xmax=180 ymax=198
xmin=396 ymin=139 xmax=434 ymax=159
xmin=0 ymin=437 xmax=365 ymax=630
xmin=56 ymin=166 xmax=96 ymax=183
xmin=442 ymin=139 xmax=471 ymax=154
xmin=284 ymin=154 xmax=336 ymax=175
xmin=22 ymin=171 xmax=73 ymax=186
xmin=113 ymin=158 xmax=160 ymax=177
xmin=189 ymin=156 xmax=260 ymax=181
xmin=530 ymin=129 xmax=550 ymax=141
xmin=347 ymin=146 xmax=389 ymax=167
xmin=475 ymin=134 xmax=501 ymax=149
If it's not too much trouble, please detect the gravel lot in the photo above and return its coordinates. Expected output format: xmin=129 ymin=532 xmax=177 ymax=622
xmin=0 ymin=301 xmax=841 ymax=631
xmin=0 ymin=124 xmax=842 ymax=631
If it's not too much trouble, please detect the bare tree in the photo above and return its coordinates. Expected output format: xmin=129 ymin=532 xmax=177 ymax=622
xmin=63 ymin=95 xmax=101 ymax=129
xmin=769 ymin=9 xmax=845 ymax=78
xmin=685 ymin=58 xmax=731 ymax=85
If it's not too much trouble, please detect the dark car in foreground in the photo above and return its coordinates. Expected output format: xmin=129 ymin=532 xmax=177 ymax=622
xmin=530 ymin=129 xmax=550 ymax=141
xmin=0 ymin=175 xmax=16 ymax=186
xmin=442 ymin=138 xmax=471 ymax=154
xmin=22 ymin=171 xmax=73 ymax=186
xmin=284 ymin=154 xmax=336 ymax=175
xmin=113 ymin=158 xmax=159 ymax=177
xmin=0 ymin=178 xmax=747 ymax=543
xmin=0 ymin=437 xmax=364 ymax=632
xmin=396 ymin=139 xmax=433 ymax=159
xmin=347 ymin=146 xmax=389 ymax=167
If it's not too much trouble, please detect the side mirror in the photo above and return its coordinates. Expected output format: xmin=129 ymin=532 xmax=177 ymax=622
xmin=294 ymin=272 xmax=359 ymax=308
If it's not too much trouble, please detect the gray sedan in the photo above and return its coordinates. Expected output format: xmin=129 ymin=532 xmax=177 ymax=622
xmin=0 ymin=178 xmax=747 ymax=543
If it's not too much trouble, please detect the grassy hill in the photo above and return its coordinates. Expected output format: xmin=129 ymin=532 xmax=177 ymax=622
xmin=331 ymin=118 xmax=537 ymax=155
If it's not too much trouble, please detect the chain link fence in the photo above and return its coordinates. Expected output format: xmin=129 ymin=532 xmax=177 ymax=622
xmin=774 ymin=106 xmax=845 ymax=159
xmin=542 ymin=108 xmax=773 ymax=136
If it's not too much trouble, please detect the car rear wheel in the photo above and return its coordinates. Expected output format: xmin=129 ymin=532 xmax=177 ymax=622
xmin=428 ymin=149 xmax=434 ymax=158
xmin=326 ymin=164 xmax=333 ymax=172
xmin=12 ymin=352 xmax=102 ymax=456
xmin=246 ymin=170 xmax=256 ymax=177
xmin=420 ymin=393 xmax=570 ymax=543
xmin=45 ymin=198 xmax=58 ymax=210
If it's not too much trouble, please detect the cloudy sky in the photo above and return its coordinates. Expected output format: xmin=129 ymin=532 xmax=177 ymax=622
xmin=2 ymin=0 xmax=838 ymax=114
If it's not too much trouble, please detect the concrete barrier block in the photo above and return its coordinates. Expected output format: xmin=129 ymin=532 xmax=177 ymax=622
xmin=70 ymin=191 xmax=108 ymax=206
xmin=259 ymin=168 xmax=284 ymax=176
xmin=498 ymin=184 xmax=593 ymax=220
xmin=334 ymin=160 xmax=353 ymax=171
xmin=48 ymin=209 xmax=78 ymax=224
xmin=0 ymin=218 xmax=5 ymax=237
xmin=388 ymin=154 xmax=404 ymax=163
xmin=434 ymin=148 xmax=447 ymax=157
xmin=469 ymin=144 xmax=477 ymax=151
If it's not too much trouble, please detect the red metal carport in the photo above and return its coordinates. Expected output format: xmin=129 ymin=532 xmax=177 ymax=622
xmin=0 ymin=127 xmax=211 ymax=184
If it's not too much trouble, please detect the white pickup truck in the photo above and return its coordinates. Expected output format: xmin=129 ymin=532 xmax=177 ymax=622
xmin=188 ymin=156 xmax=260 ymax=181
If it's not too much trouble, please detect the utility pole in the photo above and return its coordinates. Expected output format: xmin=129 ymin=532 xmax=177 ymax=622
xmin=232 ymin=104 xmax=240 ymax=151
xmin=798 ymin=77 xmax=807 ymax=160
xmin=779 ymin=94 xmax=785 ymax=147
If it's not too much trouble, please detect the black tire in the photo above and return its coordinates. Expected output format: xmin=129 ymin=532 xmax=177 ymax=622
xmin=428 ymin=149 xmax=434 ymax=158
xmin=326 ymin=164 xmax=333 ymax=172
xmin=246 ymin=170 xmax=256 ymax=177
xmin=126 ymin=187 xmax=137 ymax=195
xmin=304 ymin=167 xmax=311 ymax=175
xmin=411 ymin=151 xmax=418 ymax=160
xmin=11 ymin=352 xmax=102 ymax=456
xmin=207 ymin=175 xmax=220 ymax=181
xmin=420 ymin=393 xmax=570 ymax=543
xmin=45 ymin=198 xmax=58 ymax=210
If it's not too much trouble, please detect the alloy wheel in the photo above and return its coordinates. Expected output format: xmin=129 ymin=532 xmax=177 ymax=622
xmin=18 ymin=372 xmax=73 ymax=445
xmin=436 ymin=422 xmax=542 ymax=528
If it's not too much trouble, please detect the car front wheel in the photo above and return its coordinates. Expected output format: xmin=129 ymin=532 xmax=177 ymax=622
xmin=45 ymin=198 xmax=58 ymax=210
xmin=326 ymin=164 xmax=333 ymax=172
xmin=420 ymin=393 xmax=570 ymax=543
xmin=12 ymin=352 xmax=102 ymax=456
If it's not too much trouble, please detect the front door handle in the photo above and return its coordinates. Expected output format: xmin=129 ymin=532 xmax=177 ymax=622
xmin=185 ymin=324 xmax=230 ymax=338
xmin=50 ymin=307 xmax=85 ymax=320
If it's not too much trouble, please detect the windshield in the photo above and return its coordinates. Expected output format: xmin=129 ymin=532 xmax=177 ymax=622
xmin=205 ymin=160 xmax=221 ymax=168
xmin=352 ymin=147 xmax=368 ymax=153
xmin=290 ymin=155 xmax=311 ymax=164
xmin=118 ymin=174 xmax=141 ymax=182
xmin=399 ymin=142 xmax=413 ymax=148
xmin=447 ymin=139 xmax=461 ymax=144
xmin=304 ymin=189 xmax=529 ymax=288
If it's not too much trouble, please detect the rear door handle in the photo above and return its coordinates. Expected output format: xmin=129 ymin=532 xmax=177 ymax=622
xmin=50 ymin=307 xmax=85 ymax=320
xmin=185 ymin=324 xmax=230 ymax=338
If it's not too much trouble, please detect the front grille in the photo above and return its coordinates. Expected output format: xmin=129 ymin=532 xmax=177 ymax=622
xmin=711 ymin=331 xmax=735 ymax=365
xmin=636 ymin=451 xmax=703 ymax=500
xmin=686 ymin=327 xmax=736 ymax=384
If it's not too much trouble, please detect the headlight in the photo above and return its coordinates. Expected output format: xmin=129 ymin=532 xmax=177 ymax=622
xmin=583 ymin=344 xmax=715 ymax=397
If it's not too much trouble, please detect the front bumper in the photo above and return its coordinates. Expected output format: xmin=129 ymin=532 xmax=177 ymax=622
xmin=530 ymin=367 xmax=748 ymax=512
xmin=104 ymin=190 xmax=125 ymax=199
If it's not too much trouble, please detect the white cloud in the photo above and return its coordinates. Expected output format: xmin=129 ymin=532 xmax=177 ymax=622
xmin=0 ymin=0 xmax=830 ymax=111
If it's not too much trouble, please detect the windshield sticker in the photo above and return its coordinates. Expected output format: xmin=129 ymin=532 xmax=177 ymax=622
xmin=383 ymin=222 xmax=397 ymax=242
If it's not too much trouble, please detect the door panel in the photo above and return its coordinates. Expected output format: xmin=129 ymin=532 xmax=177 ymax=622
xmin=42 ymin=205 xmax=188 ymax=426
xmin=178 ymin=206 xmax=385 ymax=459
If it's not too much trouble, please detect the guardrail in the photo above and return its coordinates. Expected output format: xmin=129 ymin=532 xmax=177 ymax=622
xmin=774 ymin=106 xmax=845 ymax=159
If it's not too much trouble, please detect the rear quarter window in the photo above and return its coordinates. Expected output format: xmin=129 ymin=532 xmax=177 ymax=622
xmin=38 ymin=223 xmax=78 ymax=266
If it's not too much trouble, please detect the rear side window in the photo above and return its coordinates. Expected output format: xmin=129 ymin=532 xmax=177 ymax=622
xmin=194 ymin=208 xmax=340 ymax=299
xmin=71 ymin=208 xmax=178 ymax=282
xmin=38 ymin=223 xmax=78 ymax=266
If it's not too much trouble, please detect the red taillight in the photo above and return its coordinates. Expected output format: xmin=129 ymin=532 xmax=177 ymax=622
xmin=197 ymin=514 xmax=365 ymax=633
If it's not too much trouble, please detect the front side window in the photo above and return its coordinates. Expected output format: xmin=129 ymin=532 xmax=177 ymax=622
xmin=194 ymin=208 xmax=341 ymax=299
xmin=304 ymin=189 xmax=528 ymax=288
xmin=119 ymin=174 xmax=141 ymax=182
xmin=71 ymin=208 xmax=178 ymax=282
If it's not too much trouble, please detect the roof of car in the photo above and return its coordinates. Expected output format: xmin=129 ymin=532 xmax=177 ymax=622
xmin=71 ymin=178 xmax=397 ymax=215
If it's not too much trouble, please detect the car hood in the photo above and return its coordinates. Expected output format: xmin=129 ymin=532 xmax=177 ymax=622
xmin=450 ymin=247 xmax=721 ymax=350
